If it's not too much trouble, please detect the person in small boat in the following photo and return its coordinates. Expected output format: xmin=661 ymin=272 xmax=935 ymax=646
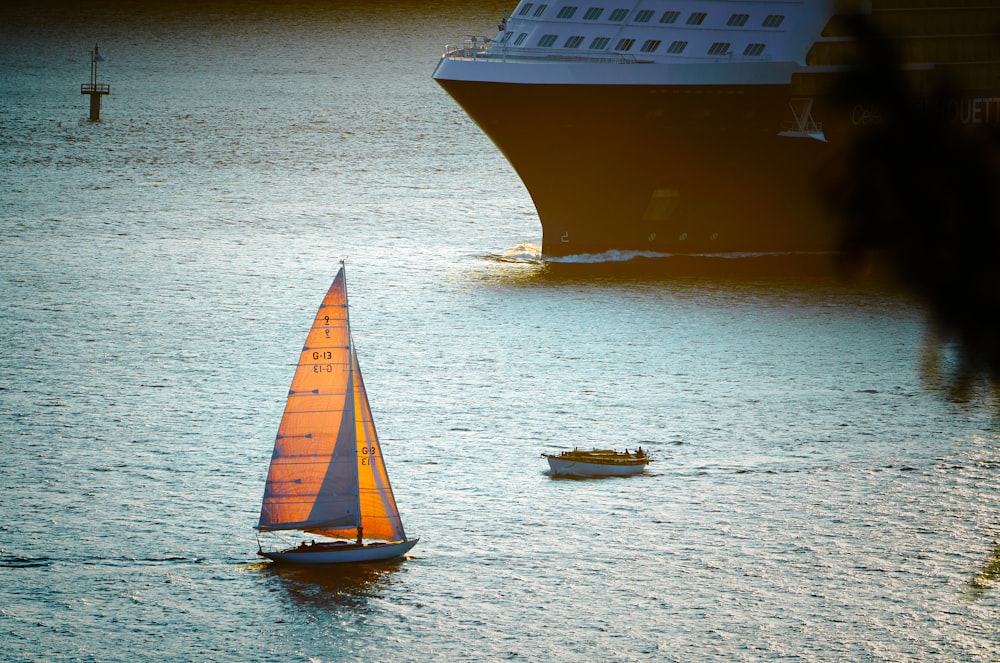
xmin=355 ymin=527 xmax=363 ymax=546
xmin=636 ymin=446 xmax=644 ymax=458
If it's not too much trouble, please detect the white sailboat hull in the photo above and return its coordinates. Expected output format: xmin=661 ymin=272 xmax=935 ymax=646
xmin=261 ymin=538 xmax=419 ymax=565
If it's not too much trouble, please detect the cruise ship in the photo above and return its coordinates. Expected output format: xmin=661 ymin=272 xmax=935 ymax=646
xmin=433 ymin=1 xmax=1000 ymax=258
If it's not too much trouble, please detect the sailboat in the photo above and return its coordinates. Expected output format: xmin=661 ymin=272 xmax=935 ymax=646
xmin=256 ymin=264 xmax=418 ymax=564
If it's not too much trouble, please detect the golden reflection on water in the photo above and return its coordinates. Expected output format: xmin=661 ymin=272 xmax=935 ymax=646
xmin=256 ymin=559 xmax=409 ymax=610
xmin=968 ymin=540 xmax=1000 ymax=597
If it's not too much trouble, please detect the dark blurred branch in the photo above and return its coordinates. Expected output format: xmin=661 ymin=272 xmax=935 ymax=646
xmin=821 ymin=13 xmax=1000 ymax=399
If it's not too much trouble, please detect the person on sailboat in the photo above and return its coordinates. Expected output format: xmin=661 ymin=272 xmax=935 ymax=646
xmin=356 ymin=527 xmax=363 ymax=546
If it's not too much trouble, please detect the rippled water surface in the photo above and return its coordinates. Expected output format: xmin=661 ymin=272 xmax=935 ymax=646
xmin=2 ymin=2 xmax=999 ymax=661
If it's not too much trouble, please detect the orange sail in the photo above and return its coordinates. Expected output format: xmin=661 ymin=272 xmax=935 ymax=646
xmin=257 ymin=266 xmax=407 ymax=543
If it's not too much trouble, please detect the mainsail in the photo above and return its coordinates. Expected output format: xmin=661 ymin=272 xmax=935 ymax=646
xmin=258 ymin=267 xmax=407 ymax=543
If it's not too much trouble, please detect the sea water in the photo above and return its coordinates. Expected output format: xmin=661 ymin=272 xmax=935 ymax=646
xmin=1 ymin=2 xmax=998 ymax=661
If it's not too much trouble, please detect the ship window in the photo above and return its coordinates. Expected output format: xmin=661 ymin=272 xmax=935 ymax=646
xmin=518 ymin=3 xmax=533 ymax=16
xmin=635 ymin=10 xmax=654 ymax=23
xmin=727 ymin=14 xmax=749 ymax=27
xmin=609 ymin=8 xmax=629 ymax=21
xmin=514 ymin=32 xmax=529 ymax=45
xmin=640 ymin=39 xmax=661 ymax=53
xmin=589 ymin=36 xmax=610 ymax=49
xmin=743 ymin=43 xmax=765 ymax=56
xmin=687 ymin=12 xmax=707 ymax=25
xmin=762 ymin=15 xmax=785 ymax=28
xmin=666 ymin=40 xmax=687 ymax=54
xmin=557 ymin=6 xmax=578 ymax=19
xmin=660 ymin=11 xmax=680 ymax=24
xmin=538 ymin=34 xmax=558 ymax=47
xmin=501 ymin=32 xmax=514 ymax=44
xmin=564 ymin=35 xmax=584 ymax=48
xmin=584 ymin=7 xmax=603 ymax=20
xmin=534 ymin=4 xmax=548 ymax=16
xmin=708 ymin=42 xmax=731 ymax=55
xmin=615 ymin=37 xmax=635 ymax=51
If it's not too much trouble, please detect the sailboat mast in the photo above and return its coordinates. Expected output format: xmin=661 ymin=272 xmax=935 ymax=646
xmin=340 ymin=260 xmax=350 ymax=324
xmin=341 ymin=263 xmax=365 ymax=539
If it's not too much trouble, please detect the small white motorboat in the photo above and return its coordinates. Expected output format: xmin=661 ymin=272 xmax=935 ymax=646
xmin=542 ymin=447 xmax=650 ymax=477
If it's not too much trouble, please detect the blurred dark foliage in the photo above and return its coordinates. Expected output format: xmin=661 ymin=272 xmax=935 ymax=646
xmin=820 ymin=13 xmax=1000 ymax=399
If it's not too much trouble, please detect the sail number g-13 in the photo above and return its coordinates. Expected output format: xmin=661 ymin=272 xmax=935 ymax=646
xmin=311 ymin=349 xmax=335 ymax=373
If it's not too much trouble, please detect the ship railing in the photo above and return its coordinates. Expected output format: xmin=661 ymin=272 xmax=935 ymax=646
xmin=780 ymin=118 xmax=823 ymax=133
xmin=441 ymin=42 xmax=779 ymax=65
xmin=442 ymin=41 xmax=639 ymax=65
xmin=81 ymin=83 xmax=110 ymax=94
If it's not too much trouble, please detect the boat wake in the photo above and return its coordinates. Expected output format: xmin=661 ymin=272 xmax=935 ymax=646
xmin=494 ymin=243 xmax=666 ymax=263
xmin=547 ymin=249 xmax=672 ymax=264
xmin=487 ymin=244 xmax=845 ymax=279
xmin=497 ymin=244 xmax=834 ymax=263
xmin=499 ymin=243 xmax=544 ymax=262
xmin=0 ymin=553 xmax=52 ymax=568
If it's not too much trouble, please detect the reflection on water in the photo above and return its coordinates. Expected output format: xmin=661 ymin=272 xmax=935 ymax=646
xmin=969 ymin=540 xmax=1000 ymax=597
xmin=256 ymin=559 xmax=408 ymax=611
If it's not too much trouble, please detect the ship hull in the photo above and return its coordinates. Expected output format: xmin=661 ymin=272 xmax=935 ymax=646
xmin=436 ymin=77 xmax=842 ymax=258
